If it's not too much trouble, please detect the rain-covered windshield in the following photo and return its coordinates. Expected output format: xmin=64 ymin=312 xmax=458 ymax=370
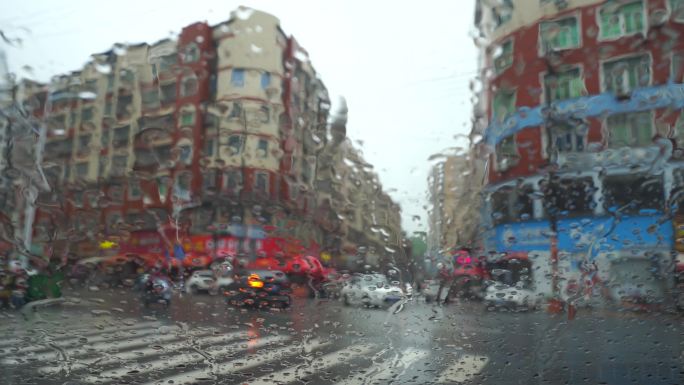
xmin=1 ymin=1 xmax=683 ymax=384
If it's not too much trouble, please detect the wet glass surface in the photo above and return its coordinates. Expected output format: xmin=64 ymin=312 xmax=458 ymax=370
xmin=1 ymin=1 xmax=683 ymax=384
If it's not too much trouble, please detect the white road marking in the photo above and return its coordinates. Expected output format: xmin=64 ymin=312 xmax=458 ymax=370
xmin=82 ymin=334 xmax=290 ymax=384
xmin=335 ymin=347 xmax=429 ymax=385
xmin=143 ymin=338 xmax=331 ymax=385
xmin=436 ymin=354 xmax=489 ymax=383
xmin=0 ymin=324 xmax=173 ymax=359
xmin=39 ymin=332 xmax=240 ymax=374
xmin=247 ymin=343 xmax=376 ymax=385
xmin=0 ymin=320 xmax=161 ymax=349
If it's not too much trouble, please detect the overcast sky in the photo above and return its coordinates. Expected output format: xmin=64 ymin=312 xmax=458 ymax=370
xmin=0 ymin=0 xmax=479 ymax=235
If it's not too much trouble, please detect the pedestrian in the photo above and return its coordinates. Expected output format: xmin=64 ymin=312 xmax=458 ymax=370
xmin=435 ymin=262 xmax=453 ymax=305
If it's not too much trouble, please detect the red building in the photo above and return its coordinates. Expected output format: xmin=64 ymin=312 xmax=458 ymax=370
xmin=474 ymin=0 xmax=684 ymax=304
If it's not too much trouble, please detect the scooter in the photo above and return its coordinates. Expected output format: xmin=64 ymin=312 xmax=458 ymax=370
xmin=141 ymin=276 xmax=172 ymax=307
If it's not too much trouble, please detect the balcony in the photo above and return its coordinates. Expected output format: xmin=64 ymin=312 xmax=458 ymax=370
xmin=484 ymin=83 xmax=684 ymax=148
xmin=555 ymin=146 xmax=660 ymax=171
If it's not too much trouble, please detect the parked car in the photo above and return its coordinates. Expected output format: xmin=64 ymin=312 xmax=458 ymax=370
xmin=340 ymin=274 xmax=404 ymax=308
xmin=223 ymin=269 xmax=291 ymax=308
xmin=484 ymin=281 xmax=536 ymax=311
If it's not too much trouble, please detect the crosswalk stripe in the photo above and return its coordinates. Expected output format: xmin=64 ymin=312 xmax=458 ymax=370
xmin=0 ymin=320 xmax=161 ymax=348
xmin=335 ymin=347 xmax=429 ymax=385
xmin=34 ymin=332 xmax=197 ymax=374
xmin=0 ymin=324 xmax=172 ymax=359
xmin=247 ymin=343 xmax=377 ymax=385
xmin=436 ymin=354 xmax=489 ymax=383
xmin=8 ymin=326 xmax=216 ymax=367
xmin=143 ymin=338 xmax=331 ymax=385
xmin=37 ymin=330 xmax=242 ymax=375
xmin=81 ymin=334 xmax=291 ymax=384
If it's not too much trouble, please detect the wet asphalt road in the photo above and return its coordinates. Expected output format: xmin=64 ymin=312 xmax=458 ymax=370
xmin=0 ymin=287 xmax=682 ymax=385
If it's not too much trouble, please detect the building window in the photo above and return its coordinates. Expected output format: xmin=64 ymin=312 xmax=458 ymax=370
xmin=603 ymin=173 xmax=663 ymax=214
xmin=160 ymin=82 xmax=176 ymax=105
xmin=607 ymin=111 xmax=652 ymax=148
xmin=231 ymin=68 xmax=245 ymax=87
xmin=116 ymin=94 xmax=133 ymax=120
xmin=259 ymin=106 xmax=270 ymax=123
xmin=174 ymin=172 xmax=192 ymax=201
xmin=544 ymin=68 xmax=583 ymax=102
xmin=599 ymin=1 xmax=645 ymax=39
xmin=261 ymin=72 xmax=271 ymax=89
xmin=539 ymin=17 xmax=580 ymax=53
xmin=109 ymin=186 xmax=124 ymax=204
xmin=551 ymin=123 xmax=585 ymax=153
xmin=203 ymin=137 xmax=216 ymax=156
xmin=157 ymin=176 xmax=170 ymax=202
xmin=495 ymin=135 xmax=518 ymax=170
xmin=112 ymin=155 xmax=128 ymax=176
xmin=493 ymin=0 xmax=513 ymax=28
xmin=492 ymin=89 xmax=516 ymax=122
xmin=106 ymin=74 xmax=115 ymax=91
xmin=113 ymin=125 xmax=130 ymax=148
xmin=119 ymin=69 xmax=135 ymax=86
xmin=675 ymin=111 xmax=684 ymax=146
xmin=104 ymin=101 xmax=113 ymax=117
xmin=494 ymin=40 xmax=513 ymax=74
xmin=78 ymin=134 xmax=91 ymax=152
xmin=255 ymin=172 xmax=269 ymax=194
xmin=69 ymin=110 xmax=77 ymax=127
xmin=184 ymin=43 xmax=199 ymax=63
xmin=105 ymin=212 xmax=121 ymax=233
xmin=81 ymin=107 xmax=94 ymax=122
xmin=673 ymin=0 xmax=684 ymax=22
xmin=158 ymin=54 xmax=177 ymax=72
xmin=128 ymin=178 xmax=141 ymax=199
xmin=229 ymin=102 xmax=243 ymax=118
xmin=179 ymin=144 xmax=192 ymax=164
xmin=257 ymin=139 xmax=268 ymax=158
xmin=602 ymin=55 xmax=650 ymax=95
xmin=672 ymin=52 xmax=684 ymax=83
xmin=204 ymin=113 xmax=218 ymax=129
xmin=490 ymin=184 xmax=534 ymax=225
xmin=97 ymin=157 xmax=106 ymax=177
xmin=227 ymin=135 xmax=243 ymax=155
xmin=202 ymin=169 xmax=217 ymax=191
xmin=223 ymin=170 xmax=242 ymax=192
xmin=84 ymin=79 xmax=98 ymax=93
xmin=180 ymin=110 xmax=195 ymax=126
xmin=76 ymin=162 xmax=89 ymax=177
xmin=181 ymin=75 xmax=198 ymax=97
xmin=545 ymin=177 xmax=596 ymax=218
xmin=142 ymin=89 xmax=159 ymax=109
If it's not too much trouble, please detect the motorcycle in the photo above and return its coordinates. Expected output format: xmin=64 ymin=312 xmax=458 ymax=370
xmin=224 ymin=269 xmax=291 ymax=308
xmin=141 ymin=276 xmax=173 ymax=307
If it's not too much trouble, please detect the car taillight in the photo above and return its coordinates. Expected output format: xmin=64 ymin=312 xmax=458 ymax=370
xmin=248 ymin=274 xmax=264 ymax=288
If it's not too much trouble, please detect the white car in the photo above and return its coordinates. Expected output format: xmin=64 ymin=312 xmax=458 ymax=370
xmin=340 ymin=274 xmax=405 ymax=308
xmin=186 ymin=270 xmax=234 ymax=293
xmin=186 ymin=270 xmax=216 ymax=294
xmin=484 ymin=281 xmax=536 ymax=310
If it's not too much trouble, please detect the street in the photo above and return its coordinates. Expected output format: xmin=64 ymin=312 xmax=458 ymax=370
xmin=1 ymin=288 xmax=682 ymax=385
